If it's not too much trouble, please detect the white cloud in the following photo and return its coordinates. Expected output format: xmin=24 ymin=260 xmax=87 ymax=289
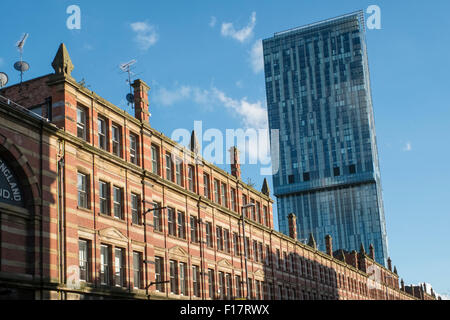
xmin=211 ymin=87 xmax=267 ymax=129
xmin=249 ymin=39 xmax=264 ymax=73
xmin=130 ymin=21 xmax=158 ymax=50
xmin=154 ymin=84 xmax=267 ymax=129
xmin=153 ymin=83 xmax=272 ymax=166
xmin=403 ymin=141 xmax=412 ymax=152
xmin=438 ymin=294 xmax=450 ymax=300
xmin=154 ymin=85 xmax=192 ymax=106
xmin=209 ymin=16 xmax=217 ymax=28
xmin=221 ymin=12 xmax=256 ymax=43
xmin=82 ymin=43 xmax=94 ymax=51
xmin=153 ymin=85 xmax=216 ymax=108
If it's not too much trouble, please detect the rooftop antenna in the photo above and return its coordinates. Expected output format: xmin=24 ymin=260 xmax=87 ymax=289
xmin=119 ymin=59 xmax=137 ymax=108
xmin=0 ymin=72 xmax=9 ymax=88
xmin=78 ymin=78 xmax=91 ymax=90
xmin=14 ymin=33 xmax=30 ymax=85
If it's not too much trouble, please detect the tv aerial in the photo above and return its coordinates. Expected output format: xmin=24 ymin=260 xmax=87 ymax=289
xmin=119 ymin=59 xmax=137 ymax=108
xmin=14 ymin=33 xmax=30 ymax=85
xmin=0 ymin=72 xmax=9 ymax=88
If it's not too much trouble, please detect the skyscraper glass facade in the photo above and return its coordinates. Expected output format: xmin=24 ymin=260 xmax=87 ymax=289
xmin=263 ymin=11 xmax=388 ymax=265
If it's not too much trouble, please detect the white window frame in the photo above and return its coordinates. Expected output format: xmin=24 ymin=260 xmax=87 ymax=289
xmin=112 ymin=124 xmax=121 ymax=157
xmin=77 ymin=107 xmax=87 ymax=140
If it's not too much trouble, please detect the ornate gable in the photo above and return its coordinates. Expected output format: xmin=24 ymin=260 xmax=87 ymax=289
xmin=254 ymin=269 xmax=264 ymax=277
xmin=169 ymin=246 xmax=188 ymax=258
xmin=217 ymin=259 xmax=233 ymax=268
xmin=98 ymin=227 xmax=128 ymax=243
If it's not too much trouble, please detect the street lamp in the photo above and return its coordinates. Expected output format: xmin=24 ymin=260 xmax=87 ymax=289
xmin=241 ymin=203 xmax=255 ymax=300
xmin=196 ymin=202 xmax=207 ymax=299
xmin=142 ymin=201 xmax=167 ymax=299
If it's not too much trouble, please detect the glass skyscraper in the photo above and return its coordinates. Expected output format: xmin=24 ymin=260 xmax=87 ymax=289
xmin=263 ymin=11 xmax=388 ymax=266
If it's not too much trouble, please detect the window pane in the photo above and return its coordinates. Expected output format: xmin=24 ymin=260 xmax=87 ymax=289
xmin=203 ymin=174 xmax=209 ymax=198
xmin=188 ymin=166 xmax=195 ymax=192
xmin=168 ymin=208 xmax=176 ymax=236
xmin=98 ymin=118 xmax=106 ymax=149
xmin=221 ymin=184 xmax=227 ymax=207
xmin=99 ymin=181 xmax=108 ymax=214
xmin=175 ymin=161 xmax=183 ymax=186
xmin=115 ymin=248 xmax=124 ymax=287
xmin=179 ymin=262 xmax=187 ymax=295
xmin=112 ymin=125 xmax=121 ymax=156
xmin=130 ymin=134 xmax=137 ymax=164
xmin=190 ymin=216 xmax=197 ymax=243
xmin=100 ymin=245 xmax=110 ymax=285
xmin=151 ymin=145 xmax=159 ymax=175
xmin=177 ymin=211 xmax=185 ymax=239
xmin=155 ymin=256 xmax=164 ymax=292
xmin=133 ymin=252 xmax=142 ymax=289
xmin=77 ymin=108 xmax=86 ymax=140
xmin=214 ymin=180 xmax=219 ymax=203
xmin=170 ymin=260 xmax=178 ymax=294
xmin=79 ymin=240 xmax=88 ymax=282
xmin=165 ymin=154 xmax=172 ymax=181
xmin=131 ymin=193 xmax=140 ymax=224
xmin=208 ymin=269 xmax=215 ymax=299
xmin=77 ymin=173 xmax=87 ymax=208
xmin=113 ymin=187 xmax=122 ymax=219
xmin=153 ymin=202 xmax=162 ymax=232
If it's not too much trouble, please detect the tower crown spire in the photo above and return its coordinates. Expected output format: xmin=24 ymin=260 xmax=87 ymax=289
xmin=190 ymin=130 xmax=200 ymax=154
xmin=360 ymin=243 xmax=366 ymax=254
xmin=52 ymin=43 xmax=74 ymax=76
xmin=261 ymin=178 xmax=270 ymax=196
xmin=308 ymin=233 xmax=317 ymax=249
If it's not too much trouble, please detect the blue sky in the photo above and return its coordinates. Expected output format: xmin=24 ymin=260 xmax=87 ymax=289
xmin=1 ymin=0 xmax=449 ymax=298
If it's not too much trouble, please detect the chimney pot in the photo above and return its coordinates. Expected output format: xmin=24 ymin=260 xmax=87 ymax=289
xmin=369 ymin=244 xmax=375 ymax=260
xmin=351 ymin=250 xmax=358 ymax=268
xmin=132 ymin=79 xmax=150 ymax=123
xmin=288 ymin=213 xmax=297 ymax=240
xmin=229 ymin=146 xmax=241 ymax=179
xmin=325 ymin=235 xmax=333 ymax=257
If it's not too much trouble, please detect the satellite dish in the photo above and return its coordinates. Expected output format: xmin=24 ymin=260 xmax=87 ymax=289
xmin=14 ymin=61 xmax=30 ymax=72
xmin=0 ymin=72 xmax=8 ymax=88
xmin=126 ymin=93 xmax=134 ymax=104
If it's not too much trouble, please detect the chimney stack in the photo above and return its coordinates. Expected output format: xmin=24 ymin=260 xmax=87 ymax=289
xmin=325 ymin=235 xmax=333 ymax=257
xmin=132 ymin=79 xmax=151 ymax=123
xmin=401 ymin=279 xmax=405 ymax=291
xmin=288 ymin=213 xmax=297 ymax=240
xmin=387 ymin=257 xmax=392 ymax=271
xmin=350 ymin=250 xmax=358 ymax=269
xmin=229 ymin=146 xmax=241 ymax=179
xmin=369 ymin=244 xmax=375 ymax=260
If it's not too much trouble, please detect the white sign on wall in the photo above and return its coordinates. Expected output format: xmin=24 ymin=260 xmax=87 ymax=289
xmin=67 ymin=265 xmax=81 ymax=289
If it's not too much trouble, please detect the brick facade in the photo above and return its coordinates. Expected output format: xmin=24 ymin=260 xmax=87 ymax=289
xmin=0 ymin=44 xmax=434 ymax=300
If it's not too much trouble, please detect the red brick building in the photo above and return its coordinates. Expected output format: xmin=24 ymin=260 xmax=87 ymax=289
xmin=0 ymin=44 xmax=432 ymax=300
